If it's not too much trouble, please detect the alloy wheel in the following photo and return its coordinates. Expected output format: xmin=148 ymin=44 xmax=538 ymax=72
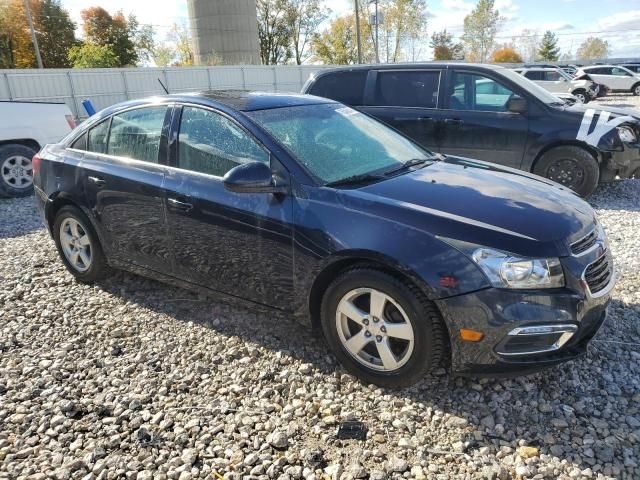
xmin=335 ymin=287 xmax=415 ymax=372
xmin=575 ymin=93 xmax=586 ymax=103
xmin=1 ymin=155 xmax=33 ymax=189
xmin=59 ymin=218 xmax=93 ymax=272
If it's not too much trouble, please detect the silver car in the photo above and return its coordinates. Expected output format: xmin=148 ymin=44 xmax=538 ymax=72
xmin=514 ymin=67 xmax=598 ymax=104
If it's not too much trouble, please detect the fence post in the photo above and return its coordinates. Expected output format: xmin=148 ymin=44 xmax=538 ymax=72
xmin=240 ymin=67 xmax=246 ymax=89
xmin=3 ymin=73 xmax=13 ymax=100
xmin=66 ymin=71 xmax=80 ymax=119
xmin=206 ymin=67 xmax=213 ymax=90
xmin=121 ymin=70 xmax=130 ymax=100
xmin=272 ymin=66 xmax=277 ymax=92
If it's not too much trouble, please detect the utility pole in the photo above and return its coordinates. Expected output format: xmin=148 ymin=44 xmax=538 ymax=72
xmin=354 ymin=0 xmax=362 ymax=64
xmin=373 ymin=0 xmax=380 ymax=63
xmin=23 ymin=0 xmax=43 ymax=69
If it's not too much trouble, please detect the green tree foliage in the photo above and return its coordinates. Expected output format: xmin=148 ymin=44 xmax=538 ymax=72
xmin=538 ymin=30 xmax=560 ymax=61
xmin=430 ymin=29 xmax=464 ymax=60
xmin=68 ymin=43 xmax=118 ymax=68
xmin=312 ymin=13 xmax=374 ymax=64
xmin=80 ymin=7 xmax=138 ymax=67
xmin=257 ymin=0 xmax=294 ymax=65
xmin=289 ymin=0 xmax=329 ymax=65
xmin=462 ymin=0 xmax=504 ymax=62
xmin=577 ymin=37 xmax=609 ymax=61
xmin=166 ymin=23 xmax=194 ymax=67
xmin=0 ymin=0 xmax=77 ymax=68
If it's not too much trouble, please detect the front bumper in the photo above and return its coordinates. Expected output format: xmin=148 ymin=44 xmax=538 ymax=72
xmin=607 ymin=146 xmax=640 ymax=179
xmin=436 ymin=247 xmax=614 ymax=377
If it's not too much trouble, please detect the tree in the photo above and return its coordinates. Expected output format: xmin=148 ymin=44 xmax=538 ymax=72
xmin=462 ymin=0 xmax=504 ymax=63
xmin=80 ymin=7 xmax=138 ymax=66
xmin=288 ymin=0 xmax=329 ymax=65
xmin=151 ymin=44 xmax=174 ymax=67
xmin=167 ymin=23 xmax=194 ymax=67
xmin=430 ymin=29 xmax=464 ymax=60
xmin=134 ymin=24 xmax=156 ymax=65
xmin=257 ymin=0 xmax=294 ymax=65
xmin=0 ymin=0 xmax=77 ymax=68
xmin=512 ymin=29 xmax=539 ymax=63
xmin=577 ymin=37 xmax=609 ymax=61
xmin=538 ymin=30 xmax=560 ymax=61
xmin=312 ymin=14 xmax=373 ymax=64
xmin=68 ymin=43 xmax=118 ymax=68
xmin=491 ymin=46 xmax=522 ymax=63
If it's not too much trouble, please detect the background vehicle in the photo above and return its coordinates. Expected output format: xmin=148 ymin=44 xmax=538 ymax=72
xmin=577 ymin=65 xmax=640 ymax=96
xmin=513 ymin=67 xmax=597 ymax=104
xmin=619 ymin=64 xmax=640 ymax=73
xmin=303 ymin=63 xmax=640 ymax=197
xmin=34 ymin=92 xmax=613 ymax=387
xmin=0 ymin=101 xmax=74 ymax=197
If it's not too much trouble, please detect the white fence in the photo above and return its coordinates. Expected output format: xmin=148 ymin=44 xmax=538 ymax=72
xmin=0 ymin=65 xmax=331 ymax=119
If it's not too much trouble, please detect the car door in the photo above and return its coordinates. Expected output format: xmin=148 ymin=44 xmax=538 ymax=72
xmin=437 ymin=69 xmax=529 ymax=168
xmin=586 ymin=67 xmax=613 ymax=90
xmin=163 ymin=104 xmax=294 ymax=309
xmin=79 ymin=105 xmax=172 ymax=274
xmin=359 ymin=69 xmax=444 ymax=152
xmin=611 ymin=67 xmax=635 ymax=90
xmin=542 ymin=70 xmax=569 ymax=93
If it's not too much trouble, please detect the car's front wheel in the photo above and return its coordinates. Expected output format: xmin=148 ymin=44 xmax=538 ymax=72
xmin=572 ymin=90 xmax=588 ymax=104
xmin=632 ymin=83 xmax=640 ymax=96
xmin=321 ymin=267 xmax=448 ymax=388
xmin=533 ymin=146 xmax=600 ymax=197
xmin=53 ymin=205 xmax=110 ymax=283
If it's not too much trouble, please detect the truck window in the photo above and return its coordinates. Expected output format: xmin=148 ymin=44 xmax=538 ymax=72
xmin=373 ymin=71 xmax=440 ymax=108
xmin=308 ymin=71 xmax=367 ymax=105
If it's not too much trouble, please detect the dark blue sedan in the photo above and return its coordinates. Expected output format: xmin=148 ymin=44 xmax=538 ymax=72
xmin=32 ymin=91 xmax=614 ymax=387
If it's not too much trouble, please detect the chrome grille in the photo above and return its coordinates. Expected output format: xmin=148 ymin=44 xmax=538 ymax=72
xmin=571 ymin=229 xmax=597 ymax=255
xmin=584 ymin=252 xmax=613 ymax=295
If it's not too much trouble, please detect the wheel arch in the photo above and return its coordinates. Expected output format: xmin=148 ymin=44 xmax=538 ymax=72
xmin=531 ymin=140 xmax=600 ymax=173
xmin=0 ymin=139 xmax=41 ymax=152
xmin=45 ymin=193 xmax=107 ymax=249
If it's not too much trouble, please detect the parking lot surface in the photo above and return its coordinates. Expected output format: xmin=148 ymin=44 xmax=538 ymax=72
xmin=1 ymin=183 xmax=639 ymax=478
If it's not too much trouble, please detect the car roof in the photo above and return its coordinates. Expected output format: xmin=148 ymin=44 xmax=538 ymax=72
xmin=311 ymin=62 xmax=507 ymax=76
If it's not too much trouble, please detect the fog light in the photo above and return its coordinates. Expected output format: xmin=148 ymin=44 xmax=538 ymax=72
xmin=460 ymin=328 xmax=484 ymax=342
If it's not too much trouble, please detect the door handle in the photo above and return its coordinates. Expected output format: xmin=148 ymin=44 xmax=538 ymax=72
xmin=443 ymin=118 xmax=464 ymax=125
xmin=168 ymin=198 xmax=193 ymax=212
xmin=88 ymin=176 xmax=106 ymax=187
xmin=393 ymin=116 xmax=433 ymax=122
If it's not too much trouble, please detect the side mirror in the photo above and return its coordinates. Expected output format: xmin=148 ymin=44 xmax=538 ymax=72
xmin=223 ymin=161 xmax=287 ymax=194
xmin=506 ymin=95 xmax=527 ymax=114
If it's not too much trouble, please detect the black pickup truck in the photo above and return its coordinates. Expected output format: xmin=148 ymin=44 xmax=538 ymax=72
xmin=302 ymin=63 xmax=640 ymax=197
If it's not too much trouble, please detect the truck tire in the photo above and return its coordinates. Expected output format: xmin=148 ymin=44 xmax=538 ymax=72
xmin=0 ymin=143 xmax=37 ymax=198
xmin=533 ymin=146 xmax=600 ymax=198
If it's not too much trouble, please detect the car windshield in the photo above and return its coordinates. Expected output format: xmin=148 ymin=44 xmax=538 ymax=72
xmin=248 ymin=103 xmax=434 ymax=184
xmin=499 ymin=68 xmax=566 ymax=105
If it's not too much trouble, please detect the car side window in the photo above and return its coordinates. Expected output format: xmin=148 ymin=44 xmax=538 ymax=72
xmin=524 ymin=70 xmax=544 ymax=81
xmin=178 ymin=107 xmax=269 ymax=177
xmin=308 ymin=71 xmax=367 ymax=105
xmin=87 ymin=120 xmax=110 ymax=154
xmin=544 ymin=71 xmax=562 ymax=81
xmin=612 ymin=67 xmax=631 ymax=77
xmin=71 ymin=132 xmax=87 ymax=150
xmin=450 ymin=72 xmax=516 ymax=112
xmin=107 ymin=106 xmax=167 ymax=163
xmin=372 ymin=70 xmax=440 ymax=108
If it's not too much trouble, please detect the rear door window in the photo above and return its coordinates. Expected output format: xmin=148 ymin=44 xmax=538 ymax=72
xmin=308 ymin=71 xmax=367 ymax=105
xmin=373 ymin=70 xmax=440 ymax=108
xmin=524 ymin=70 xmax=544 ymax=81
xmin=543 ymin=71 xmax=563 ymax=81
xmin=107 ymin=106 xmax=168 ymax=163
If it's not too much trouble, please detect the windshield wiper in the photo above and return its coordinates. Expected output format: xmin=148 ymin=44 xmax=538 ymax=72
xmin=383 ymin=157 xmax=433 ymax=176
xmin=325 ymin=173 xmax=385 ymax=187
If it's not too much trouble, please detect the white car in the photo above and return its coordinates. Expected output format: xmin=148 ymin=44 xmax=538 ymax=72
xmin=0 ymin=101 xmax=74 ymax=197
xmin=513 ymin=67 xmax=597 ymax=104
xmin=577 ymin=65 xmax=640 ymax=96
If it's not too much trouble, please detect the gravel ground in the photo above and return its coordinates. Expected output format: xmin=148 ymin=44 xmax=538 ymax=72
xmin=593 ymin=93 xmax=640 ymax=112
xmin=1 ymin=180 xmax=639 ymax=480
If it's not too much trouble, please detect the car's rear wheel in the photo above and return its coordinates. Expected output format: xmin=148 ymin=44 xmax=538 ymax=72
xmin=53 ymin=205 xmax=110 ymax=283
xmin=632 ymin=83 xmax=640 ymax=96
xmin=534 ymin=146 xmax=600 ymax=198
xmin=0 ymin=144 xmax=36 ymax=198
xmin=320 ymin=267 xmax=448 ymax=388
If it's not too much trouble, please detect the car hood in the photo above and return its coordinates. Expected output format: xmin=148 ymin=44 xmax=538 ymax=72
xmin=341 ymin=157 xmax=596 ymax=258
xmin=564 ymin=103 xmax=640 ymax=121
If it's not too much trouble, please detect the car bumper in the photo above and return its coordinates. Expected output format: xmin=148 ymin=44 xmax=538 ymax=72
xmin=436 ymin=276 xmax=612 ymax=377
xmin=607 ymin=146 xmax=640 ymax=179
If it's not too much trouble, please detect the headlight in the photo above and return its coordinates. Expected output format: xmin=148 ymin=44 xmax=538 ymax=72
xmin=617 ymin=126 xmax=637 ymax=143
xmin=471 ymin=248 xmax=565 ymax=289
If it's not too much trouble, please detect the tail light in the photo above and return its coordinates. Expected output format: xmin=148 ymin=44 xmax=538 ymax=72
xmin=65 ymin=115 xmax=76 ymax=129
xmin=32 ymin=153 xmax=41 ymax=175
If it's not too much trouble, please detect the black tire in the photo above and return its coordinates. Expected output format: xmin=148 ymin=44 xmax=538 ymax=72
xmin=632 ymin=83 xmax=640 ymax=96
xmin=53 ymin=205 xmax=110 ymax=283
xmin=533 ymin=146 xmax=600 ymax=198
xmin=0 ymin=143 xmax=37 ymax=198
xmin=320 ymin=267 xmax=448 ymax=388
xmin=572 ymin=89 xmax=589 ymax=104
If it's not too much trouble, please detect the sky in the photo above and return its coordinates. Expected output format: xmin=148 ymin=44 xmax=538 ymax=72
xmin=60 ymin=0 xmax=640 ymax=59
